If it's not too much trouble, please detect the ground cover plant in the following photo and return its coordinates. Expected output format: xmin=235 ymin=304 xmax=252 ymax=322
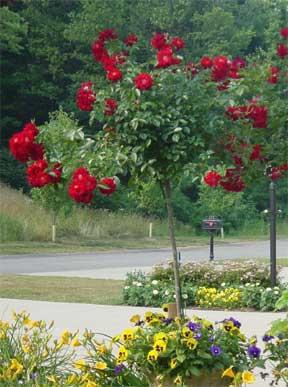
xmin=123 ymin=261 xmax=288 ymax=311
xmin=0 ymin=310 xmax=266 ymax=386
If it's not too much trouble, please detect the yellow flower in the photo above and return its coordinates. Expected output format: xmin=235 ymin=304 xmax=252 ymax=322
xmin=222 ymin=366 xmax=235 ymax=378
xmin=144 ymin=311 xmax=154 ymax=323
xmin=223 ymin=320 xmax=234 ymax=332
xmin=181 ymin=326 xmax=192 ymax=338
xmin=121 ymin=328 xmax=135 ymax=342
xmin=117 ymin=346 xmax=128 ymax=361
xmin=186 ymin=337 xmax=198 ymax=350
xmin=242 ymin=370 xmax=256 ymax=384
xmin=170 ymin=358 xmax=177 ymax=369
xmin=46 ymin=375 xmax=58 ymax=384
xmin=147 ymin=349 xmax=159 ymax=361
xmin=59 ymin=329 xmax=71 ymax=345
xmin=249 ymin=336 xmax=257 ymax=345
xmin=153 ymin=339 xmax=167 ymax=353
xmin=9 ymin=359 xmax=23 ymax=377
xmin=67 ymin=374 xmax=78 ymax=384
xmin=74 ymin=359 xmax=87 ymax=370
xmin=97 ymin=344 xmax=107 ymax=354
xmin=130 ymin=314 xmax=141 ymax=324
xmin=168 ymin=331 xmax=177 ymax=339
xmin=174 ymin=375 xmax=182 ymax=384
xmin=95 ymin=361 xmax=107 ymax=370
xmin=21 ymin=334 xmax=32 ymax=353
xmin=71 ymin=336 xmax=81 ymax=347
xmin=154 ymin=332 xmax=168 ymax=343
xmin=85 ymin=381 xmax=99 ymax=387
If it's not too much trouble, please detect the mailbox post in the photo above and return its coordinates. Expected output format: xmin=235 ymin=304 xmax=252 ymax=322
xmin=202 ymin=217 xmax=222 ymax=261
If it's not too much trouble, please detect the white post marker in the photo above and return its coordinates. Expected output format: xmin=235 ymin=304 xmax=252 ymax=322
xmin=52 ymin=225 xmax=56 ymax=243
xmin=149 ymin=222 xmax=153 ymax=238
xmin=220 ymin=227 xmax=224 ymax=239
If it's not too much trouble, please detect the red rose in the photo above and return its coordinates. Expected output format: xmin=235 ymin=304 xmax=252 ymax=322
xmin=171 ymin=37 xmax=185 ymax=50
xmin=220 ymin=169 xmax=245 ymax=192
xmin=150 ymin=32 xmax=167 ymax=50
xmin=76 ymin=82 xmax=96 ymax=111
xmin=68 ymin=167 xmax=97 ymax=204
xmin=134 ymin=73 xmax=153 ymax=90
xmin=98 ymin=29 xmax=118 ymax=42
xmin=124 ymin=33 xmax=138 ymax=46
xmin=226 ymin=106 xmax=247 ymax=121
xmin=200 ymin=56 xmax=213 ymax=69
xmin=250 ymin=144 xmax=263 ymax=161
xmin=99 ymin=177 xmax=117 ymax=196
xmin=233 ymin=155 xmax=244 ymax=169
xmin=91 ymin=39 xmax=109 ymax=62
xmin=267 ymin=66 xmax=280 ymax=84
xmin=204 ymin=171 xmax=222 ymax=187
xmin=277 ymin=43 xmax=288 ymax=58
xmin=26 ymin=159 xmax=51 ymax=188
xmin=268 ymin=167 xmax=282 ymax=180
xmin=106 ymin=68 xmax=123 ymax=82
xmin=156 ymin=46 xmax=180 ymax=68
xmin=211 ymin=56 xmax=230 ymax=82
xmin=9 ymin=122 xmax=44 ymax=163
xmin=279 ymin=163 xmax=288 ymax=171
xmin=104 ymin=98 xmax=118 ymax=116
xmin=280 ymin=27 xmax=288 ymax=39
xmin=247 ymin=105 xmax=268 ymax=128
xmin=230 ymin=57 xmax=246 ymax=70
xmin=101 ymin=56 xmax=117 ymax=71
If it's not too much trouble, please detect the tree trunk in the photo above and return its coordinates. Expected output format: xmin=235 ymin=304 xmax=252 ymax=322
xmin=162 ymin=179 xmax=182 ymax=317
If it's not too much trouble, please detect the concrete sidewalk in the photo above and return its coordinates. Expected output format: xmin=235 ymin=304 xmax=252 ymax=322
xmin=0 ymin=298 xmax=286 ymax=386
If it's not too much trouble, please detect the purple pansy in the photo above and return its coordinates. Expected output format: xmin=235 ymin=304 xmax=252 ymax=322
xmin=115 ymin=363 xmax=125 ymax=375
xmin=248 ymin=345 xmax=261 ymax=358
xmin=210 ymin=345 xmax=222 ymax=356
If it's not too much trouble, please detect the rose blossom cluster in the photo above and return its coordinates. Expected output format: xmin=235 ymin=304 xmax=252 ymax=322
xmin=150 ymin=32 xmax=184 ymax=68
xmin=27 ymin=160 xmax=62 ymax=188
xmin=68 ymin=168 xmax=118 ymax=203
xmin=9 ymin=122 xmax=44 ymax=163
xmin=76 ymin=82 xmax=96 ymax=111
xmin=91 ymin=28 xmax=132 ymax=83
xmin=204 ymin=169 xmax=245 ymax=192
xmin=226 ymin=103 xmax=268 ymax=129
xmin=277 ymin=27 xmax=288 ymax=58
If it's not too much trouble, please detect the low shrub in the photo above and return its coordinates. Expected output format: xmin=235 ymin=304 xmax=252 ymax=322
xmin=123 ymin=263 xmax=287 ymax=311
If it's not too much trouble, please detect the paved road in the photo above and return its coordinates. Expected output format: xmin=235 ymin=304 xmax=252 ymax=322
xmin=0 ymin=239 xmax=287 ymax=279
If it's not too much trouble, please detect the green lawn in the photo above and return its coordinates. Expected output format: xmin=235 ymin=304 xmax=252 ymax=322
xmin=0 ymin=275 xmax=124 ymax=305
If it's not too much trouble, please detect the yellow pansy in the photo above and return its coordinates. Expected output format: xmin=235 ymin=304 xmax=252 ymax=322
xmin=147 ymin=349 xmax=159 ymax=361
xmin=186 ymin=337 xmax=198 ymax=350
xmin=95 ymin=361 xmax=107 ymax=370
xmin=144 ymin=311 xmax=154 ymax=324
xmin=181 ymin=326 xmax=192 ymax=338
xmin=168 ymin=331 xmax=177 ymax=339
xmin=74 ymin=359 xmax=87 ymax=370
xmin=130 ymin=314 xmax=141 ymax=324
xmin=121 ymin=328 xmax=135 ymax=341
xmin=117 ymin=346 xmax=128 ymax=361
xmin=170 ymin=358 xmax=177 ymax=369
xmin=222 ymin=366 xmax=235 ymax=378
xmin=154 ymin=339 xmax=167 ymax=353
xmin=154 ymin=332 xmax=168 ymax=343
xmin=242 ymin=370 xmax=256 ymax=384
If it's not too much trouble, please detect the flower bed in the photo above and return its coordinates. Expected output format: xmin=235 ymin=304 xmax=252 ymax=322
xmin=123 ymin=262 xmax=287 ymax=311
xmin=0 ymin=310 xmax=266 ymax=386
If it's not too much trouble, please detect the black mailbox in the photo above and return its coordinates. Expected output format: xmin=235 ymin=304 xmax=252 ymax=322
xmin=202 ymin=217 xmax=222 ymax=261
xmin=202 ymin=218 xmax=222 ymax=231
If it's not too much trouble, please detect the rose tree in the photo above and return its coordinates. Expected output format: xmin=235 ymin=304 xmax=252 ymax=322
xmin=9 ymin=28 xmax=288 ymax=316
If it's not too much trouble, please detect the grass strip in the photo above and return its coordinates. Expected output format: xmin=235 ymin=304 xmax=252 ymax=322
xmin=0 ymin=275 xmax=124 ymax=305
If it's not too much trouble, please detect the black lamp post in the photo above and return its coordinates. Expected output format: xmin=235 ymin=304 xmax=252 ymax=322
xmin=202 ymin=217 xmax=222 ymax=261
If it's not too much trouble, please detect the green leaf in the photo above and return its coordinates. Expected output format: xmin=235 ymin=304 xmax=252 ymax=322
xmin=172 ymin=134 xmax=180 ymax=142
